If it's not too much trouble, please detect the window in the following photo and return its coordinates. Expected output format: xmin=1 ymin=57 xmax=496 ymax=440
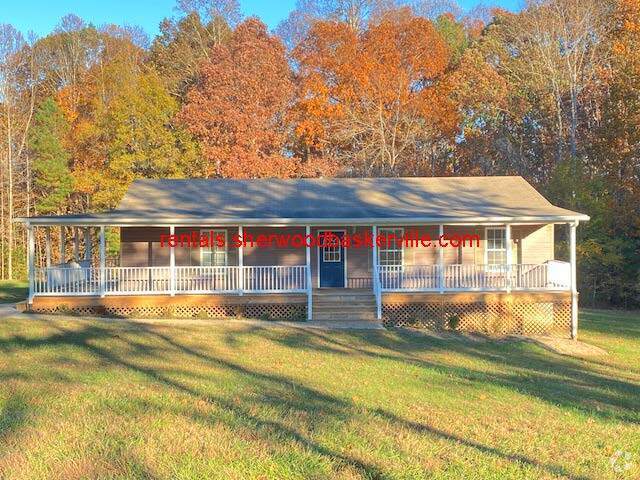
xmin=321 ymin=232 xmax=341 ymax=262
xmin=201 ymin=229 xmax=227 ymax=266
xmin=322 ymin=243 xmax=341 ymax=262
xmin=378 ymin=228 xmax=404 ymax=266
xmin=485 ymin=227 xmax=506 ymax=266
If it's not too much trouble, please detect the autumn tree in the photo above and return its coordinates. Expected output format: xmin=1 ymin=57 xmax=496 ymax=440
xmin=87 ymin=71 xmax=200 ymax=208
xmin=177 ymin=0 xmax=242 ymax=44
xmin=434 ymin=12 xmax=467 ymax=63
xmin=179 ymin=18 xmax=298 ymax=178
xmin=33 ymin=15 xmax=103 ymax=111
xmin=488 ymin=0 xmax=612 ymax=164
xmin=277 ymin=0 xmax=400 ymax=49
xmin=150 ymin=0 xmax=242 ymax=99
xmin=292 ymin=8 xmax=456 ymax=175
xmin=578 ymin=0 xmax=640 ymax=306
xmin=0 ymin=24 xmax=39 ymax=279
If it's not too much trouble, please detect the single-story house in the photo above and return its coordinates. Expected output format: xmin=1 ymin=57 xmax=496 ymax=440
xmin=17 ymin=176 xmax=589 ymax=338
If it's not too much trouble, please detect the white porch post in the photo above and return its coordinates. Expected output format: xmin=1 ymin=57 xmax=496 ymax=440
xmin=569 ymin=221 xmax=578 ymax=339
xmin=306 ymin=225 xmax=312 ymax=320
xmin=372 ymin=225 xmax=381 ymax=320
xmin=73 ymin=227 xmax=80 ymax=261
xmin=45 ymin=226 xmax=51 ymax=267
xmin=505 ymin=224 xmax=512 ymax=293
xmin=99 ymin=226 xmax=106 ymax=298
xmin=238 ymin=225 xmax=244 ymax=295
xmin=27 ymin=224 xmax=35 ymax=305
xmin=169 ymin=225 xmax=176 ymax=296
xmin=84 ymin=227 xmax=91 ymax=262
xmin=438 ymin=224 xmax=444 ymax=293
xmin=59 ymin=227 xmax=65 ymax=262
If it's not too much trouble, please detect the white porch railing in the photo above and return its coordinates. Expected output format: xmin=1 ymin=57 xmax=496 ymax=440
xmin=105 ymin=267 xmax=172 ymax=295
xmin=242 ymin=265 xmax=307 ymax=292
xmin=377 ymin=261 xmax=571 ymax=292
xmin=32 ymin=262 xmax=569 ymax=297
xmin=33 ymin=265 xmax=308 ymax=296
xmin=34 ymin=266 xmax=100 ymax=295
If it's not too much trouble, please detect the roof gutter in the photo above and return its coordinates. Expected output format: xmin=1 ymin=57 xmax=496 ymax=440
xmin=15 ymin=214 xmax=591 ymax=227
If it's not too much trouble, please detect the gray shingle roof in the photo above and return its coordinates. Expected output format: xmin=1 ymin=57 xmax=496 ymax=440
xmin=19 ymin=176 xmax=589 ymax=225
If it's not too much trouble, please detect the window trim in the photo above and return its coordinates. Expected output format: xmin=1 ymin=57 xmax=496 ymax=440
xmin=322 ymin=238 xmax=342 ymax=263
xmin=484 ymin=226 xmax=506 ymax=269
xmin=378 ymin=227 xmax=404 ymax=267
xmin=200 ymin=228 xmax=228 ymax=266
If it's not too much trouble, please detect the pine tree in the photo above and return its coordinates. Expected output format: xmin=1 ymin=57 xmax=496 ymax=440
xmin=28 ymin=97 xmax=74 ymax=214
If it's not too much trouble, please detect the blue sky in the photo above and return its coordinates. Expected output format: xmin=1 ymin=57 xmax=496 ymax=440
xmin=1 ymin=0 xmax=522 ymax=38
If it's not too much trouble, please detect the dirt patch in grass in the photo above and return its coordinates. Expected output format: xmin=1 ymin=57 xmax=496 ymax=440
xmin=527 ymin=336 xmax=608 ymax=357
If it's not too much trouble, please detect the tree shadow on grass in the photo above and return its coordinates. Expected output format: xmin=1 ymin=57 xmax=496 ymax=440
xmin=580 ymin=309 xmax=640 ymax=341
xmin=120 ymin=325 xmax=596 ymax=479
xmin=258 ymin=326 xmax=640 ymax=424
xmin=1 ymin=318 xmax=637 ymax=479
xmin=0 ymin=393 xmax=29 ymax=444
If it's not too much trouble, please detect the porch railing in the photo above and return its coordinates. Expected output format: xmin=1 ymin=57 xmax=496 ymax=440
xmin=377 ymin=261 xmax=570 ymax=292
xmin=33 ymin=265 xmax=308 ymax=296
xmin=32 ymin=262 xmax=570 ymax=297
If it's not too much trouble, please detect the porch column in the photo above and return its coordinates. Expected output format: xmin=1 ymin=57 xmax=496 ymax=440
xmin=238 ymin=226 xmax=244 ymax=295
xmin=438 ymin=224 xmax=444 ymax=293
xmin=27 ymin=224 xmax=35 ymax=305
xmin=59 ymin=227 xmax=65 ymax=263
xmin=569 ymin=221 xmax=578 ymax=339
xmin=84 ymin=227 xmax=92 ymax=262
xmin=73 ymin=227 xmax=80 ymax=261
xmin=45 ymin=226 xmax=51 ymax=268
xmin=505 ymin=224 xmax=512 ymax=293
xmin=306 ymin=225 xmax=312 ymax=320
xmin=169 ymin=225 xmax=176 ymax=296
xmin=372 ymin=225 xmax=381 ymax=320
xmin=99 ymin=226 xmax=106 ymax=297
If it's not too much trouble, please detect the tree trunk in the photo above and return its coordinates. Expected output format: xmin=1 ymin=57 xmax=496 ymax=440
xmin=6 ymin=103 xmax=13 ymax=280
xmin=0 ymin=164 xmax=4 ymax=280
xmin=569 ymin=88 xmax=578 ymax=159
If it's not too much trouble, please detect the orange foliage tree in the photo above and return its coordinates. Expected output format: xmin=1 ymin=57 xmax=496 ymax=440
xmin=179 ymin=18 xmax=298 ymax=178
xmin=292 ymin=8 xmax=457 ymax=176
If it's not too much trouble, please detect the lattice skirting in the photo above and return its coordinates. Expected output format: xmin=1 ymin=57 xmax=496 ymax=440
xmin=382 ymin=300 xmax=572 ymax=337
xmin=31 ymin=303 xmax=307 ymax=321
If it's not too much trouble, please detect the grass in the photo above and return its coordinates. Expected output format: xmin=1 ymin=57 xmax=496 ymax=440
xmin=0 ymin=280 xmax=27 ymax=304
xmin=0 ymin=310 xmax=638 ymax=479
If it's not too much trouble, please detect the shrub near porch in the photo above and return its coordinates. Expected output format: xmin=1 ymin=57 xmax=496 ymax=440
xmin=0 ymin=310 xmax=638 ymax=479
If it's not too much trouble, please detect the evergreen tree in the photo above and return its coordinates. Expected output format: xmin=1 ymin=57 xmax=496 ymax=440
xmin=28 ymin=97 xmax=74 ymax=214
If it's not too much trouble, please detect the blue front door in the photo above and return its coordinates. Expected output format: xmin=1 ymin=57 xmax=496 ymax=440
xmin=319 ymin=231 xmax=345 ymax=288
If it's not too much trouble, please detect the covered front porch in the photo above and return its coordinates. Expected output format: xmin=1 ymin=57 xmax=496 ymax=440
xmin=23 ymin=221 xmax=577 ymax=332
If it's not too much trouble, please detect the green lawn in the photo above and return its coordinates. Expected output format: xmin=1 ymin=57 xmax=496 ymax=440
xmin=0 ymin=280 xmax=27 ymax=304
xmin=0 ymin=310 xmax=638 ymax=479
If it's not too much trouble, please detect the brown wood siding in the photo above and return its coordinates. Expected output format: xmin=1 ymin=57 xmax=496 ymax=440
xmin=121 ymin=226 xmax=240 ymax=267
xmin=242 ymin=227 xmax=306 ymax=266
xmin=120 ymin=224 xmax=555 ymax=270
